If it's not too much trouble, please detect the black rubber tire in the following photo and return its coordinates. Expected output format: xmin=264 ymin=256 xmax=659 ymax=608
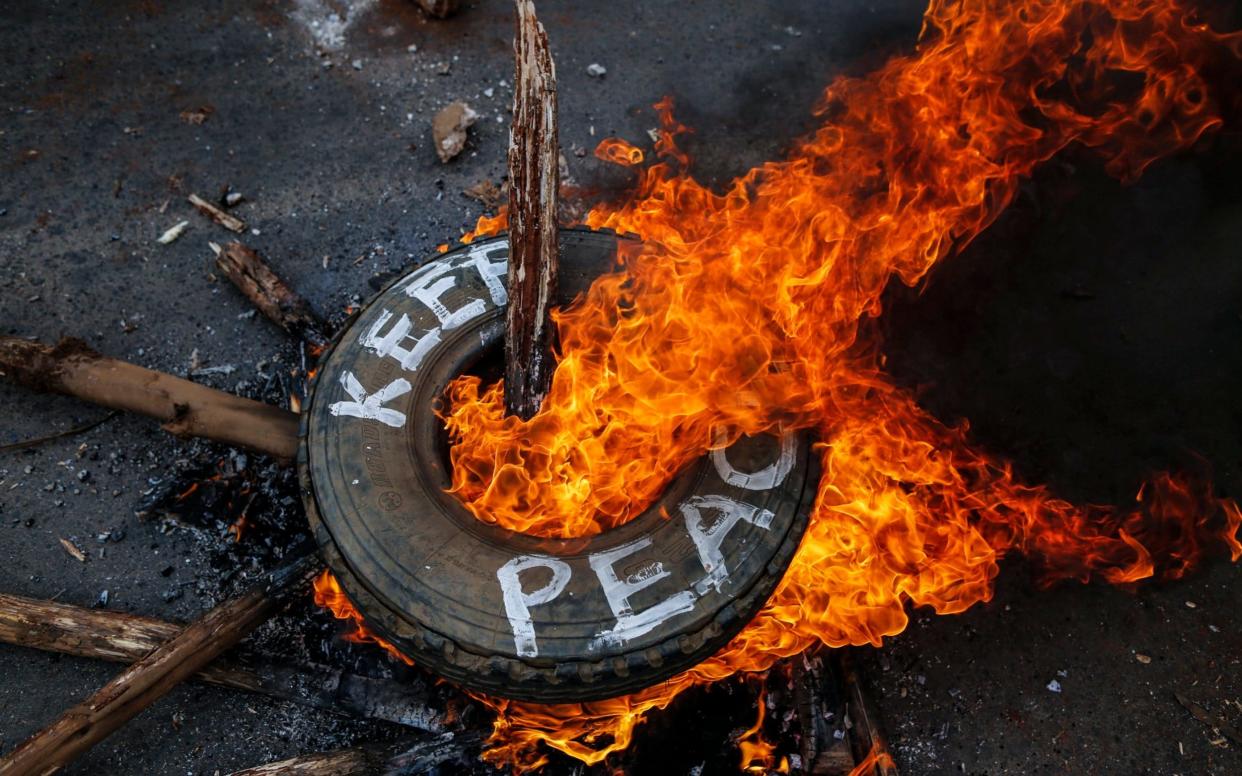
xmin=300 ymin=229 xmax=816 ymax=702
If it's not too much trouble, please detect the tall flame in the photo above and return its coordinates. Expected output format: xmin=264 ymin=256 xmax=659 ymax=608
xmin=325 ymin=0 xmax=1242 ymax=770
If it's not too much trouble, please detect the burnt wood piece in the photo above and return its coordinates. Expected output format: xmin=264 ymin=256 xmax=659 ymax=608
xmin=188 ymin=192 xmax=246 ymax=233
xmin=0 ymin=336 xmax=299 ymax=462
xmin=213 ymin=241 xmax=329 ymax=347
xmin=0 ymin=553 xmax=323 ymax=776
xmin=835 ymin=649 xmax=900 ymax=776
xmin=225 ymin=732 xmax=479 ymax=776
xmin=504 ymin=0 xmax=560 ymax=420
xmin=415 ymin=0 xmax=459 ymax=19
xmin=0 ymin=592 xmax=444 ymax=732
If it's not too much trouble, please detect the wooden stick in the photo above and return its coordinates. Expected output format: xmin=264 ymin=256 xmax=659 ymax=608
xmin=212 ymin=241 xmax=329 ymax=347
xmin=0 ymin=552 xmax=322 ymax=776
xmin=225 ymin=732 xmax=479 ymax=776
xmin=188 ymin=193 xmax=246 ymax=233
xmin=0 ymin=336 xmax=299 ymax=462
xmin=0 ymin=592 xmax=444 ymax=732
xmin=504 ymin=0 xmax=559 ymax=420
xmin=834 ymin=649 xmax=900 ymax=776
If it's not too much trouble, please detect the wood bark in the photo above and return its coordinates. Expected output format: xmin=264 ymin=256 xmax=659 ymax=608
xmin=225 ymin=732 xmax=478 ymax=776
xmin=0 ymin=336 xmax=299 ymax=462
xmin=213 ymin=242 xmax=329 ymax=348
xmin=0 ymin=553 xmax=322 ymax=776
xmin=504 ymin=0 xmax=559 ymax=420
xmin=0 ymin=593 xmax=444 ymax=732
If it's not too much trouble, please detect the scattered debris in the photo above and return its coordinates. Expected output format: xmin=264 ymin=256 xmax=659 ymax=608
xmin=462 ymin=179 xmax=502 ymax=209
xmin=157 ymin=220 xmax=189 ymax=245
xmin=1175 ymin=692 xmax=1242 ymax=747
xmin=188 ymin=193 xmax=246 ymax=233
xmin=1046 ymin=679 xmax=1062 ymax=693
xmin=432 ymin=102 xmax=478 ymax=162
xmin=1135 ymin=653 xmax=1152 ymax=664
xmin=179 ymin=105 xmax=215 ymax=125
xmin=586 ymin=62 xmax=607 ymax=78
xmin=59 ymin=538 xmax=87 ymax=562
xmin=223 ymin=191 xmax=245 ymax=208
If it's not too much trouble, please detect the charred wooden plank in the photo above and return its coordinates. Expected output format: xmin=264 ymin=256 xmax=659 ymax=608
xmin=0 ymin=592 xmax=444 ymax=732
xmin=0 ymin=336 xmax=299 ymax=462
xmin=212 ymin=241 xmax=329 ymax=347
xmin=0 ymin=552 xmax=322 ymax=776
xmin=225 ymin=732 xmax=479 ymax=776
xmin=504 ymin=0 xmax=559 ymax=420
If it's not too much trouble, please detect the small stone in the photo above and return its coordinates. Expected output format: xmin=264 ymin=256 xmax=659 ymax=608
xmin=351 ymin=59 xmax=363 ymax=70
xmin=586 ymin=62 xmax=607 ymax=78
xmin=1135 ymin=653 xmax=1152 ymax=664
xmin=1046 ymin=679 xmax=1062 ymax=693
xmin=431 ymin=101 xmax=478 ymax=163
xmin=77 ymin=469 xmax=90 ymax=482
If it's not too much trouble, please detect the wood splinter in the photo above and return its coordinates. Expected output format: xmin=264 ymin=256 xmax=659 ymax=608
xmin=0 ymin=336 xmax=300 ymax=462
xmin=504 ymin=0 xmax=560 ymax=420
xmin=212 ymin=241 xmax=329 ymax=347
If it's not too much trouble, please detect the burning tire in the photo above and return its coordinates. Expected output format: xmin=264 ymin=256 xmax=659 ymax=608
xmin=300 ymin=229 xmax=816 ymax=702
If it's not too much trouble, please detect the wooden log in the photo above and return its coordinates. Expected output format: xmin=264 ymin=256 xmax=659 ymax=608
xmin=834 ymin=649 xmax=899 ymax=776
xmin=225 ymin=732 xmax=479 ymax=776
xmin=0 ymin=336 xmax=299 ymax=462
xmin=504 ymin=0 xmax=560 ymax=420
xmin=212 ymin=242 xmax=329 ymax=348
xmin=0 ymin=553 xmax=323 ymax=776
xmin=0 ymin=592 xmax=444 ymax=732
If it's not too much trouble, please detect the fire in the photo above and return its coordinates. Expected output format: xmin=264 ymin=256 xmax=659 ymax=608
xmin=594 ymin=137 xmax=645 ymax=167
xmin=737 ymin=679 xmax=790 ymax=774
xmin=315 ymin=0 xmax=1242 ymax=770
xmin=439 ymin=0 xmax=1242 ymax=767
xmin=312 ymin=570 xmax=414 ymax=666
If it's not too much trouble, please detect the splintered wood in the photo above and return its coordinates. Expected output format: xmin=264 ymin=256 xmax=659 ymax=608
xmin=504 ymin=0 xmax=560 ymax=420
xmin=212 ymin=241 xmax=329 ymax=347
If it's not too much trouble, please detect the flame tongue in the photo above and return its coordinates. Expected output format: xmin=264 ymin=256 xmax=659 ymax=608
xmin=345 ymin=0 xmax=1242 ymax=769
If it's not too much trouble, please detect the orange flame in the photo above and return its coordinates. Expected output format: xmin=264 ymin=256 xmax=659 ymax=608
xmin=594 ymin=137 xmax=645 ymax=167
xmin=848 ymin=744 xmax=898 ymax=776
xmin=738 ymin=679 xmax=790 ymax=774
xmin=435 ymin=0 xmax=1242 ymax=768
xmin=312 ymin=570 xmax=414 ymax=666
xmin=313 ymin=0 xmax=1242 ymax=770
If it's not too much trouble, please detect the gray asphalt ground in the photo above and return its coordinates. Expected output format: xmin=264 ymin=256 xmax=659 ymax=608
xmin=2 ymin=1 xmax=1240 ymax=774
